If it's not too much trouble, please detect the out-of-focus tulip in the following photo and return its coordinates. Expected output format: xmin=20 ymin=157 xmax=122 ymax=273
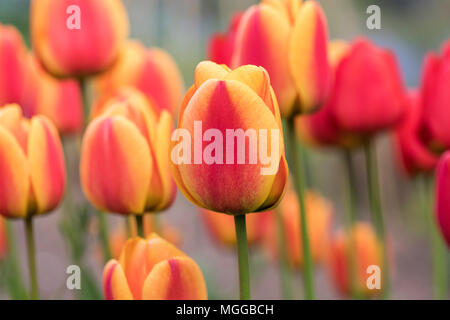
xmin=327 ymin=223 xmax=383 ymax=297
xmin=30 ymin=0 xmax=129 ymax=78
xmin=329 ymin=38 xmax=405 ymax=136
xmin=208 ymin=12 xmax=243 ymax=66
xmin=264 ymin=189 xmax=332 ymax=268
xmin=394 ymin=90 xmax=438 ymax=177
xmin=231 ymin=0 xmax=331 ymax=117
xmin=81 ymin=89 xmax=176 ymax=215
xmin=0 ymin=217 xmax=7 ymax=259
xmin=0 ymin=24 xmax=27 ymax=106
xmin=103 ymin=234 xmax=207 ymax=300
xmin=418 ymin=42 xmax=450 ymax=153
xmin=94 ymin=40 xmax=184 ymax=116
xmin=0 ymin=104 xmax=66 ymax=218
xmin=200 ymin=209 xmax=272 ymax=248
xmin=170 ymin=61 xmax=288 ymax=214
xmin=435 ymin=151 xmax=450 ymax=247
xmin=109 ymin=218 xmax=181 ymax=259
xmin=21 ymin=54 xmax=83 ymax=134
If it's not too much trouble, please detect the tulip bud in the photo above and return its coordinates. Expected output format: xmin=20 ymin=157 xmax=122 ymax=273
xmin=327 ymin=223 xmax=383 ymax=297
xmin=200 ymin=209 xmax=272 ymax=248
xmin=30 ymin=0 xmax=129 ymax=78
xmin=94 ymin=40 xmax=184 ymax=116
xmin=103 ymin=235 xmax=207 ymax=300
xmin=0 ymin=104 xmax=66 ymax=218
xmin=170 ymin=61 xmax=288 ymax=214
xmin=21 ymin=54 xmax=83 ymax=134
xmin=393 ymin=90 xmax=438 ymax=177
xmin=264 ymin=189 xmax=333 ymax=268
xmin=0 ymin=217 xmax=7 ymax=259
xmin=435 ymin=151 xmax=450 ymax=247
xmin=329 ymin=38 xmax=405 ymax=136
xmin=0 ymin=24 xmax=27 ymax=106
xmin=418 ymin=42 xmax=450 ymax=153
xmin=208 ymin=12 xmax=243 ymax=66
xmin=81 ymin=89 xmax=176 ymax=215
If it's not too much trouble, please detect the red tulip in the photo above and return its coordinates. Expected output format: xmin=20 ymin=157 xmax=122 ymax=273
xmin=418 ymin=41 xmax=450 ymax=153
xmin=393 ymin=90 xmax=438 ymax=176
xmin=435 ymin=151 xmax=450 ymax=247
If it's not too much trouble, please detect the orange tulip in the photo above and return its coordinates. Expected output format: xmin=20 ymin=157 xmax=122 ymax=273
xmin=0 ymin=217 xmax=7 ymax=259
xmin=109 ymin=218 xmax=181 ymax=259
xmin=30 ymin=0 xmax=129 ymax=78
xmin=327 ymin=223 xmax=383 ymax=297
xmin=264 ymin=189 xmax=333 ymax=268
xmin=94 ymin=40 xmax=184 ymax=116
xmin=170 ymin=61 xmax=288 ymax=214
xmin=231 ymin=0 xmax=331 ymax=117
xmin=0 ymin=104 xmax=66 ymax=218
xmin=81 ymin=89 xmax=176 ymax=215
xmin=0 ymin=24 xmax=27 ymax=106
xmin=200 ymin=209 xmax=272 ymax=248
xmin=103 ymin=234 xmax=207 ymax=300
xmin=21 ymin=54 xmax=83 ymax=134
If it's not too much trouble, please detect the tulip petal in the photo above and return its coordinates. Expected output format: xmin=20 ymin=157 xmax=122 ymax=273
xmin=436 ymin=152 xmax=450 ymax=247
xmin=103 ymin=260 xmax=133 ymax=300
xmin=194 ymin=61 xmax=229 ymax=89
xmin=141 ymin=257 xmax=207 ymax=300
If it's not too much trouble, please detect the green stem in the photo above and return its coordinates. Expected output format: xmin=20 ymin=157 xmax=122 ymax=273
xmin=78 ymin=78 xmax=90 ymax=127
xmin=275 ymin=208 xmax=294 ymax=299
xmin=286 ymin=118 xmax=315 ymax=300
xmin=24 ymin=217 xmax=38 ymax=300
xmin=343 ymin=150 xmax=360 ymax=299
xmin=423 ymin=175 xmax=448 ymax=299
xmin=96 ymin=210 xmax=112 ymax=262
xmin=136 ymin=215 xmax=145 ymax=238
xmin=234 ymin=214 xmax=250 ymax=300
xmin=363 ymin=141 xmax=390 ymax=299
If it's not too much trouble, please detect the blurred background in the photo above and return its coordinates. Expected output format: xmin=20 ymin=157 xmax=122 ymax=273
xmin=1 ymin=0 xmax=449 ymax=299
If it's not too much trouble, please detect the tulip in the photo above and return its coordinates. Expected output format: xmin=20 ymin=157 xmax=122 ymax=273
xmin=329 ymin=38 xmax=405 ymax=136
xmin=81 ymin=88 xmax=176 ymax=215
xmin=103 ymin=234 xmax=207 ymax=300
xmin=393 ymin=90 xmax=438 ymax=177
xmin=208 ymin=12 xmax=243 ymax=66
xmin=231 ymin=0 xmax=331 ymax=117
xmin=327 ymin=223 xmax=383 ymax=297
xmin=0 ymin=217 xmax=6 ymax=260
xmin=171 ymin=61 xmax=288 ymax=299
xmin=0 ymin=24 xmax=27 ymax=106
xmin=94 ymin=40 xmax=184 ymax=116
xmin=264 ymin=189 xmax=332 ymax=268
xmin=21 ymin=54 xmax=83 ymax=134
xmin=30 ymin=0 xmax=129 ymax=78
xmin=435 ymin=151 xmax=450 ymax=247
xmin=200 ymin=209 xmax=272 ymax=248
xmin=418 ymin=42 xmax=450 ymax=153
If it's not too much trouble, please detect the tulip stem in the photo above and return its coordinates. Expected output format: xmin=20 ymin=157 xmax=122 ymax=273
xmin=275 ymin=208 xmax=294 ymax=299
xmin=78 ymin=78 xmax=90 ymax=127
xmin=286 ymin=118 xmax=315 ymax=300
xmin=136 ymin=215 xmax=145 ymax=238
xmin=24 ymin=216 xmax=38 ymax=300
xmin=234 ymin=214 xmax=250 ymax=300
xmin=423 ymin=175 xmax=448 ymax=299
xmin=96 ymin=210 xmax=112 ymax=262
xmin=363 ymin=141 xmax=390 ymax=299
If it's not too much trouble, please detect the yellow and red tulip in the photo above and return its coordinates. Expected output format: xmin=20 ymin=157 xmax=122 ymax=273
xmin=30 ymin=0 xmax=129 ymax=78
xmin=0 ymin=24 xmax=27 ymax=106
xmin=264 ymin=189 xmax=333 ymax=268
xmin=170 ymin=61 xmax=288 ymax=214
xmin=80 ymin=88 xmax=176 ymax=215
xmin=230 ymin=0 xmax=331 ymax=117
xmin=327 ymin=223 xmax=383 ymax=297
xmin=200 ymin=209 xmax=272 ymax=248
xmin=0 ymin=217 xmax=6 ymax=259
xmin=0 ymin=104 xmax=66 ymax=218
xmin=435 ymin=151 xmax=450 ymax=247
xmin=21 ymin=54 xmax=83 ymax=134
xmin=393 ymin=90 xmax=438 ymax=177
xmin=94 ymin=40 xmax=184 ymax=116
xmin=103 ymin=234 xmax=207 ymax=300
